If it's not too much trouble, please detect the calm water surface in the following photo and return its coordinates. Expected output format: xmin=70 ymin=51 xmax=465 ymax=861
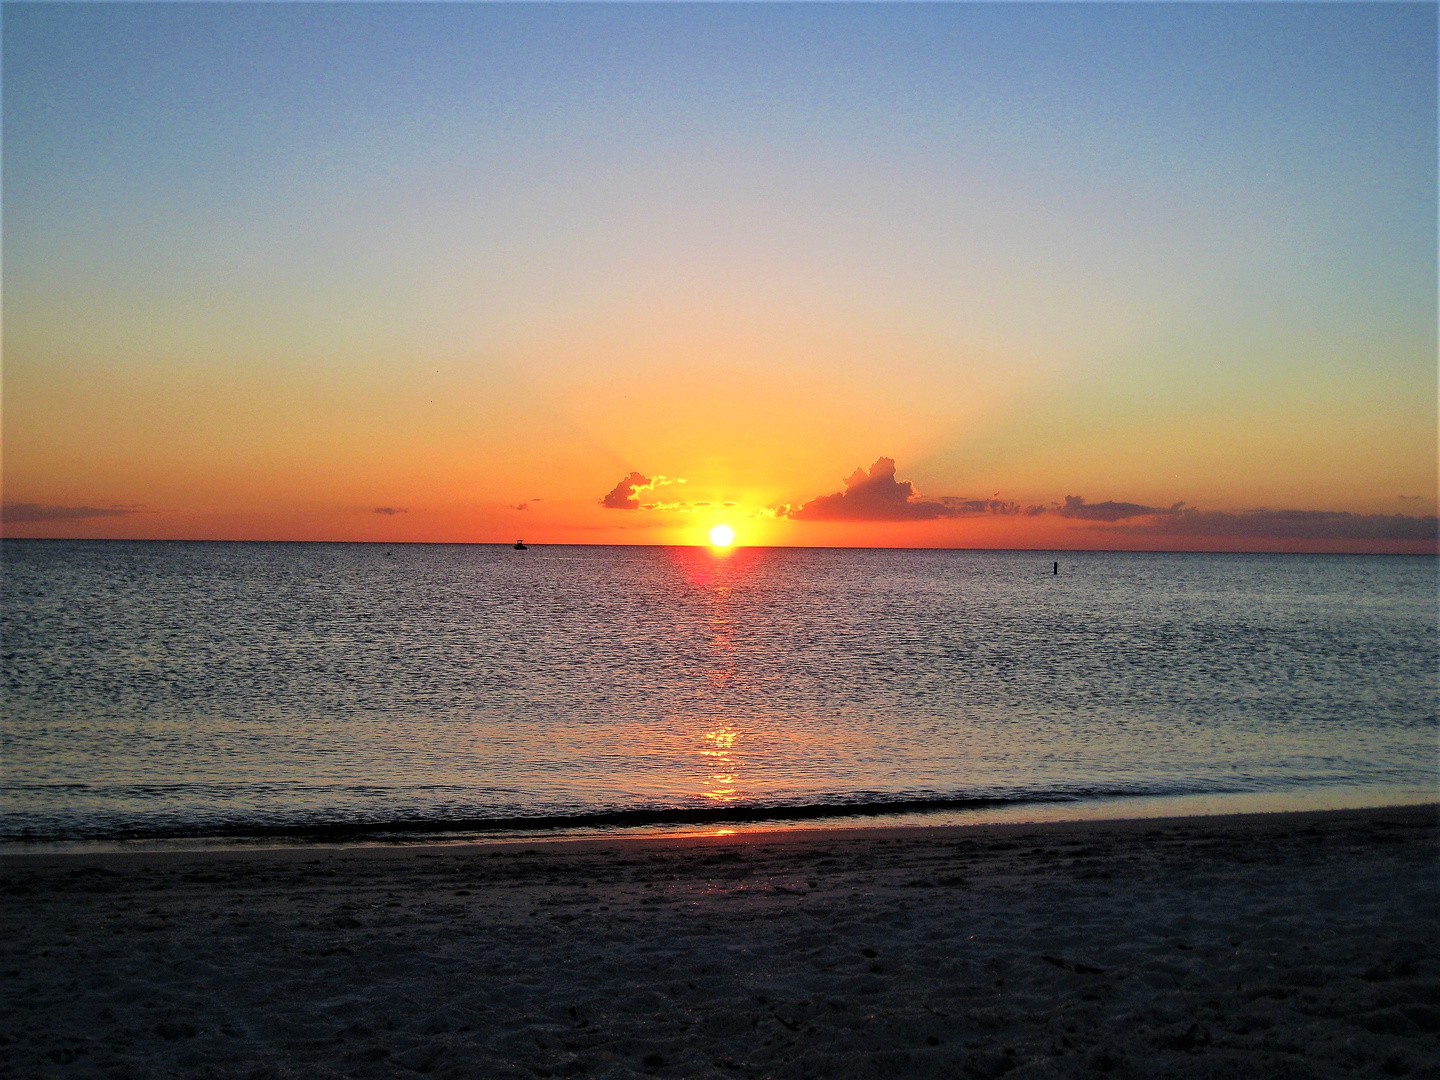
xmin=2 ymin=541 xmax=1436 ymax=842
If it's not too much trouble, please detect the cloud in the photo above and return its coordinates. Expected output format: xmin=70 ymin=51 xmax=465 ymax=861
xmin=784 ymin=458 xmax=1020 ymax=521
xmin=511 ymin=503 xmax=528 ymax=511
xmin=373 ymin=507 xmax=407 ymax=515
xmin=1057 ymin=495 xmax=1183 ymax=522
xmin=601 ymin=471 xmax=652 ymax=510
xmin=598 ymin=472 xmax=693 ymax=510
xmin=1 ymin=503 xmax=136 ymax=523
xmin=1057 ymin=495 xmax=1436 ymax=542
xmin=1127 ymin=507 xmax=1438 ymax=542
xmin=779 ymin=466 xmax=1436 ymax=543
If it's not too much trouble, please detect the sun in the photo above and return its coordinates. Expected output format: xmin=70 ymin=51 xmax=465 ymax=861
xmin=708 ymin=523 xmax=735 ymax=548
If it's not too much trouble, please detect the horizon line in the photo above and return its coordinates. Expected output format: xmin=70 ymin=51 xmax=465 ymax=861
xmin=2 ymin=536 xmax=1435 ymax=557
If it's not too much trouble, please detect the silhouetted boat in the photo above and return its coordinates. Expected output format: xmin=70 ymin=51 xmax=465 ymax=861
xmin=513 ymin=540 xmax=527 ymax=550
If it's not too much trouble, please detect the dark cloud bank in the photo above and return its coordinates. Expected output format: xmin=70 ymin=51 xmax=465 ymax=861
xmin=1058 ymin=495 xmax=1436 ymax=542
xmin=781 ymin=459 xmax=1437 ymax=543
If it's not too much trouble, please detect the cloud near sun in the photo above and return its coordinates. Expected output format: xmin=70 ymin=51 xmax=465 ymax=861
xmin=783 ymin=458 xmax=1020 ymax=521
xmin=599 ymin=473 xmax=685 ymax=511
xmin=598 ymin=458 xmax=1437 ymax=544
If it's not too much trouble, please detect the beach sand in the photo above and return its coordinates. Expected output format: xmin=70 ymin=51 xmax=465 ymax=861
xmin=2 ymin=805 xmax=1437 ymax=1080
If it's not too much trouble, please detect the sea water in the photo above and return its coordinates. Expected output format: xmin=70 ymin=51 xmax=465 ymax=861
xmin=1 ymin=541 xmax=1435 ymax=842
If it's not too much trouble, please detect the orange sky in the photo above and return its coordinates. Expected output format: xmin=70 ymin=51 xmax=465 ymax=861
xmin=3 ymin=5 xmax=1435 ymax=553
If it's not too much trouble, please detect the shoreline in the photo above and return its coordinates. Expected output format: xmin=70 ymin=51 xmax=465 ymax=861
xmin=6 ymin=785 xmax=1436 ymax=857
xmin=4 ymin=803 xmax=1437 ymax=1078
xmin=4 ymin=801 xmax=1438 ymax=865
xmin=3 ymin=801 xmax=1437 ymax=870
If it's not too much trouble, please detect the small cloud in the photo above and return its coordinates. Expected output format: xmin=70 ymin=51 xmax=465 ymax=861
xmin=1057 ymin=495 xmax=1172 ymax=522
xmin=601 ymin=471 xmax=652 ymax=510
xmin=373 ymin=507 xmax=407 ymax=515
xmin=935 ymin=496 xmax=1022 ymax=517
xmin=1398 ymin=495 xmax=1424 ymax=502
xmin=512 ymin=503 xmax=528 ymax=511
xmin=784 ymin=458 xmax=1019 ymax=521
xmin=1 ymin=502 xmax=136 ymax=523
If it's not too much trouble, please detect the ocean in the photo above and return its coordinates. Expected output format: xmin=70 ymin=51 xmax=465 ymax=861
xmin=1 ymin=540 xmax=1435 ymax=844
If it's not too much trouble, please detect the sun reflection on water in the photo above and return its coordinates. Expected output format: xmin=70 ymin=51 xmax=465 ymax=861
xmin=700 ymin=727 xmax=742 ymax=801
xmin=666 ymin=545 xmax=764 ymax=807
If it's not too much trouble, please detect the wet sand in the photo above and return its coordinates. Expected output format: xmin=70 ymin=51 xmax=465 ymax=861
xmin=2 ymin=804 xmax=1437 ymax=1079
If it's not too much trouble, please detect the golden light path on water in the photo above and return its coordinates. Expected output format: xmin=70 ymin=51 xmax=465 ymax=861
xmin=700 ymin=540 xmax=742 ymax=802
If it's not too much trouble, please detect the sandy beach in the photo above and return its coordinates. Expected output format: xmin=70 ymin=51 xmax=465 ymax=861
xmin=3 ymin=805 xmax=1437 ymax=1080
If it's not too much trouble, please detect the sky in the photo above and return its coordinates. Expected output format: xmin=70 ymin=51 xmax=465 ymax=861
xmin=3 ymin=2 xmax=1436 ymax=552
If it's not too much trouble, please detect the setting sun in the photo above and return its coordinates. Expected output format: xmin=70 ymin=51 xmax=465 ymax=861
xmin=709 ymin=524 xmax=735 ymax=548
